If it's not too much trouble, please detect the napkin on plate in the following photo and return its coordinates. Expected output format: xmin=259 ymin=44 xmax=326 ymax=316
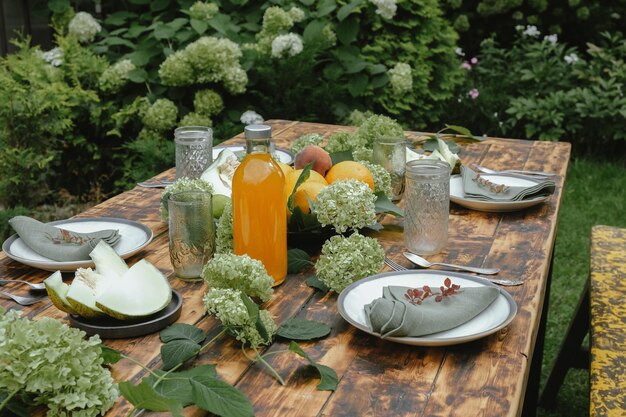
xmin=8 ymin=216 xmax=121 ymax=262
xmin=364 ymin=285 xmax=499 ymax=338
xmin=461 ymin=165 xmax=556 ymax=201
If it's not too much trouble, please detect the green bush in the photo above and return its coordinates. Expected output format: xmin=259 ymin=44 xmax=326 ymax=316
xmin=0 ymin=207 xmax=29 ymax=241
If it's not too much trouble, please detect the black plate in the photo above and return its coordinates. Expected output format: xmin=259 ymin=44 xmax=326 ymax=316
xmin=68 ymin=290 xmax=182 ymax=339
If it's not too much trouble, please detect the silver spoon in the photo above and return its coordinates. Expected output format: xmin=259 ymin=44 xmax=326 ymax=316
xmin=0 ymin=279 xmax=46 ymax=291
xmin=0 ymin=290 xmax=47 ymax=305
xmin=403 ymin=252 xmax=501 ymax=275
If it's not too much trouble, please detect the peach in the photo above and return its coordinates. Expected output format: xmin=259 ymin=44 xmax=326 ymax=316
xmin=294 ymin=145 xmax=333 ymax=176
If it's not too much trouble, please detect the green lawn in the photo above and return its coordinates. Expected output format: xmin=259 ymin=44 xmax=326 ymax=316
xmin=538 ymin=157 xmax=626 ymax=416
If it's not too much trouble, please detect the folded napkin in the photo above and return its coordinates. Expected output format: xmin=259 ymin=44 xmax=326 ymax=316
xmin=8 ymin=216 xmax=121 ymax=262
xmin=461 ymin=165 xmax=555 ymax=201
xmin=364 ymin=285 xmax=499 ymax=338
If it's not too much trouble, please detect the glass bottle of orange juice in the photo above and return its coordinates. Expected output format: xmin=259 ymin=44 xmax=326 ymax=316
xmin=232 ymin=124 xmax=287 ymax=286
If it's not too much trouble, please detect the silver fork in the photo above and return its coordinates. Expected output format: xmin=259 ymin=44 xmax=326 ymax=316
xmin=0 ymin=290 xmax=47 ymax=305
xmin=384 ymin=257 xmax=523 ymax=286
xmin=0 ymin=279 xmax=46 ymax=291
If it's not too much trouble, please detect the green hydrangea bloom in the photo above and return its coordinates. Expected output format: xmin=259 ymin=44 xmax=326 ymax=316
xmin=142 ymin=98 xmax=178 ymax=132
xmin=0 ymin=309 xmax=118 ymax=417
xmin=324 ymin=131 xmax=367 ymax=154
xmin=160 ymin=178 xmax=214 ymax=221
xmin=388 ymin=63 xmax=413 ymax=94
xmin=315 ymin=233 xmax=385 ymax=293
xmin=346 ymin=110 xmax=376 ymax=126
xmin=322 ymin=24 xmax=337 ymax=47
xmin=68 ymin=11 xmax=101 ymax=43
xmin=180 ymin=112 xmax=213 ymax=128
xmin=99 ymin=59 xmax=135 ymax=93
xmin=357 ymin=115 xmax=404 ymax=148
xmin=203 ymin=288 xmax=277 ymax=348
xmin=290 ymin=133 xmax=324 ymax=155
xmin=158 ymin=51 xmax=194 ymax=86
xmin=222 ymin=67 xmax=248 ymax=94
xmin=189 ymin=1 xmax=219 ymax=20
xmin=256 ymin=7 xmax=295 ymax=53
xmin=359 ymin=160 xmax=392 ymax=197
xmin=288 ymin=6 xmax=306 ymax=22
xmin=314 ymin=179 xmax=377 ymax=233
xmin=202 ymin=253 xmax=274 ymax=302
xmin=194 ymin=89 xmax=224 ymax=116
xmin=216 ymin=201 xmax=233 ymax=254
xmin=352 ymin=147 xmax=373 ymax=162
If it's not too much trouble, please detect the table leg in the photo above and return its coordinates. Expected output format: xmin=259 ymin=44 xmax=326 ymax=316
xmin=522 ymin=251 xmax=554 ymax=417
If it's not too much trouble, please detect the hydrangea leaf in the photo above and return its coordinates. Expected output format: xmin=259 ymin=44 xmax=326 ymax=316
xmin=119 ymin=381 xmax=184 ymax=416
xmin=161 ymin=340 xmax=201 ymax=370
xmin=317 ymin=0 xmax=338 ymax=17
xmin=336 ymin=16 xmax=359 ymax=45
xmin=240 ymin=293 xmax=269 ymax=342
xmin=144 ymin=365 xmax=218 ymax=406
xmin=303 ymin=20 xmax=326 ymax=44
xmin=374 ymin=192 xmax=404 ymax=217
xmin=287 ymin=248 xmax=313 ymax=273
xmin=100 ymin=345 xmax=122 ymax=364
xmin=328 ymin=150 xmax=353 ymax=165
xmin=337 ymin=0 xmax=363 ymax=21
xmin=287 ymin=163 xmax=313 ymax=211
xmin=306 ymin=276 xmax=330 ymax=292
xmin=190 ymin=376 xmax=255 ymax=417
xmin=288 ymin=342 xmax=338 ymax=391
xmin=277 ymin=318 xmax=331 ymax=340
xmin=160 ymin=323 xmax=206 ymax=344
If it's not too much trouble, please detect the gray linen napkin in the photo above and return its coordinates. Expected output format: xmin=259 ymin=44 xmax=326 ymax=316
xmin=364 ymin=285 xmax=499 ymax=338
xmin=8 ymin=216 xmax=121 ymax=262
xmin=461 ymin=165 xmax=555 ymax=201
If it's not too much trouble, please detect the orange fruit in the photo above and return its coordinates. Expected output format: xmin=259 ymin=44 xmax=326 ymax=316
xmin=292 ymin=182 xmax=326 ymax=214
xmin=324 ymin=161 xmax=375 ymax=190
xmin=284 ymin=169 xmax=328 ymax=198
xmin=276 ymin=161 xmax=294 ymax=177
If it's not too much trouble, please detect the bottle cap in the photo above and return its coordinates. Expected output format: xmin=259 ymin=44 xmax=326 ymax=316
xmin=244 ymin=124 xmax=272 ymax=139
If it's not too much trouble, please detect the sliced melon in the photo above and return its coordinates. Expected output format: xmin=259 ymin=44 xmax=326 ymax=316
xmin=90 ymin=240 xmax=128 ymax=280
xmin=44 ymin=271 xmax=79 ymax=315
xmin=66 ymin=268 xmax=107 ymax=318
xmin=95 ymin=260 xmax=171 ymax=320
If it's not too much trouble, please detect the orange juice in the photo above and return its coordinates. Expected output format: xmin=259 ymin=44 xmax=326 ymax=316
xmin=232 ymin=126 xmax=287 ymax=285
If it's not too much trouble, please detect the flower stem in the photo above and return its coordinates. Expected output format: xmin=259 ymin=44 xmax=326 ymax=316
xmin=199 ymin=328 xmax=227 ymax=354
xmin=120 ymin=353 xmax=161 ymax=378
xmin=0 ymin=388 xmax=20 ymax=411
xmin=252 ymin=346 xmax=285 ymax=385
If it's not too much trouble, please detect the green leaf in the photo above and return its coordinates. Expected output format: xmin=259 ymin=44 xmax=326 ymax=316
xmin=329 ymin=150 xmax=353 ymax=165
xmin=128 ymin=68 xmax=148 ymax=83
xmin=287 ymin=248 xmax=313 ymax=273
xmin=316 ymin=0 xmax=337 ymax=17
xmin=303 ymin=20 xmax=326 ymax=44
xmin=161 ymin=340 xmax=201 ymax=370
xmin=154 ymin=24 xmax=177 ymax=40
xmin=104 ymin=37 xmax=136 ymax=48
xmin=367 ymin=63 xmax=387 ymax=75
xmin=100 ymin=345 xmax=122 ymax=364
xmin=374 ymin=192 xmax=404 ymax=217
xmin=208 ymin=14 xmax=233 ymax=35
xmin=48 ymin=0 xmax=70 ymax=13
xmin=119 ymin=381 xmax=184 ymax=416
xmin=278 ymin=318 xmax=331 ymax=340
xmin=287 ymin=163 xmax=313 ymax=211
xmin=190 ymin=18 xmax=209 ymax=34
xmin=105 ymin=11 xmax=137 ymax=26
xmin=168 ymin=17 xmax=189 ymax=31
xmin=306 ymin=276 xmax=330 ymax=292
xmin=191 ymin=376 xmax=255 ymax=417
xmin=288 ymin=342 xmax=338 ymax=391
xmin=239 ymin=293 xmax=269 ymax=342
xmin=348 ymin=73 xmax=369 ymax=96
xmin=128 ymin=49 xmax=151 ymax=66
xmin=371 ymin=73 xmax=389 ymax=89
xmin=336 ymin=16 xmax=359 ymax=45
xmin=323 ymin=63 xmax=344 ymax=81
xmin=161 ymin=323 xmax=206 ymax=344
xmin=337 ymin=0 xmax=363 ymax=21
xmin=151 ymin=0 xmax=170 ymax=11
xmin=444 ymin=124 xmax=472 ymax=138
xmin=144 ymin=365 xmax=218 ymax=406
xmin=300 ymin=0 xmax=315 ymax=5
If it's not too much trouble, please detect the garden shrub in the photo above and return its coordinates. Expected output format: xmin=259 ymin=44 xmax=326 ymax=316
xmin=0 ymin=207 xmax=29 ymax=241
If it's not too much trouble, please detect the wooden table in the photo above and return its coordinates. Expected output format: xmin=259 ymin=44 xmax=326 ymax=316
xmin=0 ymin=120 xmax=571 ymax=417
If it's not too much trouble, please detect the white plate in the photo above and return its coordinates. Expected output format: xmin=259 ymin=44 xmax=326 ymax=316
xmin=337 ymin=270 xmax=517 ymax=346
xmin=2 ymin=217 xmax=153 ymax=272
xmin=450 ymin=174 xmax=550 ymax=212
xmin=213 ymin=145 xmax=294 ymax=164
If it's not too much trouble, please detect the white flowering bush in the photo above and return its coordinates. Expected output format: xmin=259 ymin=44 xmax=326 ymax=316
xmin=99 ymin=59 xmax=135 ymax=93
xmin=160 ymin=178 xmax=214 ymax=221
xmin=324 ymin=131 xmax=366 ymax=154
xmin=0 ymin=309 xmax=118 ymax=416
xmin=240 ymin=110 xmax=264 ymax=125
xmin=202 ymin=253 xmax=274 ymax=302
xmin=194 ymin=89 xmax=224 ymax=116
xmin=315 ymin=233 xmax=385 ymax=293
xmin=189 ymin=1 xmax=219 ymax=20
xmin=314 ymin=179 xmax=377 ymax=234
xmin=359 ymin=160 xmax=393 ymax=197
xmin=271 ymin=33 xmax=304 ymax=58
xmin=369 ymin=0 xmax=397 ymax=20
xmin=388 ymin=63 xmax=413 ymax=94
xmin=142 ymin=98 xmax=178 ymax=132
xmin=68 ymin=11 xmax=101 ymax=43
xmin=357 ymin=115 xmax=405 ymax=149
xmin=203 ymin=288 xmax=277 ymax=348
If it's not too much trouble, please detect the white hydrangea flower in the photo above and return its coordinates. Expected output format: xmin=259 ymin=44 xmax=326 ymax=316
xmin=240 ymin=110 xmax=264 ymax=125
xmin=455 ymin=47 xmax=465 ymax=56
xmin=388 ymin=62 xmax=413 ymax=94
xmin=369 ymin=0 xmax=397 ymax=20
xmin=288 ymin=7 xmax=306 ymax=23
xmin=99 ymin=59 xmax=135 ymax=93
xmin=41 ymin=47 xmax=63 ymax=66
xmin=68 ymin=11 xmax=102 ymax=43
xmin=522 ymin=25 xmax=540 ymax=37
xmin=271 ymin=33 xmax=304 ymax=58
xmin=564 ymin=53 xmax=579 ymax=64
xmin=544 ymin=34 xmax=558 ymax=45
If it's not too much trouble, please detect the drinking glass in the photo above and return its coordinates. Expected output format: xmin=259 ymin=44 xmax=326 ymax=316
xmin=372 ymin=136 xmax=407 ymax=202
xmin=168 ymin=191 xmax=215 ymax=280
xmin=403 ymin=160 xmax=450 ymax=255
xmin=175 ymin=126 xmax=213 ymax=179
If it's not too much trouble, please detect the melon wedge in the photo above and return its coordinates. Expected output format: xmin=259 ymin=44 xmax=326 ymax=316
xmin=43 ymin=271 xmax=79 ymax=315
xmin=95 ymin=259 xmax=171 ymax=320
xmin=66 ymin=268 xmax=107 ymax=318
xmin=90 ymin=239 xmax=128 ymax=280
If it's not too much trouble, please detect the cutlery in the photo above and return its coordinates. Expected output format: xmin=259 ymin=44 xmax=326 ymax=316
xmin=385 ymin=257 xmax=523 ymax=286
xmin=0 ymin=290 xmax=47 ymax=305
xmin=404 ymin=252 xmax=500 ymax=275
xmin=0 ymin=279 xmax=46 ymax=291
xmin=470 ymin=164 xmax=556 ymax=177
xmin=137 ymin=180 xmax=173 ymax=188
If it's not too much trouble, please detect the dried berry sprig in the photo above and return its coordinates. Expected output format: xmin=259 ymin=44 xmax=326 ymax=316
xmin=404 ymin=278 xmax=461 ymax=305
xmin=473 ymin=174 xmax=510 ymax=194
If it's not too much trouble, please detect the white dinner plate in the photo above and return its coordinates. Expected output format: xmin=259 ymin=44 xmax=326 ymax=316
xmin=2 ymin=217 xmax=153 ymax=272
xmin=213 ymin=145 xmax=294 ymax=165
xmin=337 ymin=270 xmax=517 ymax=346
xmin=450 ymin=174 xmax=550 ymax=212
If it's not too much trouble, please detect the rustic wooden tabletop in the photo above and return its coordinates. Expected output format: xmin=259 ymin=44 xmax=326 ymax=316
xmin=0 ymin=120 xmax=571 ymax=417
